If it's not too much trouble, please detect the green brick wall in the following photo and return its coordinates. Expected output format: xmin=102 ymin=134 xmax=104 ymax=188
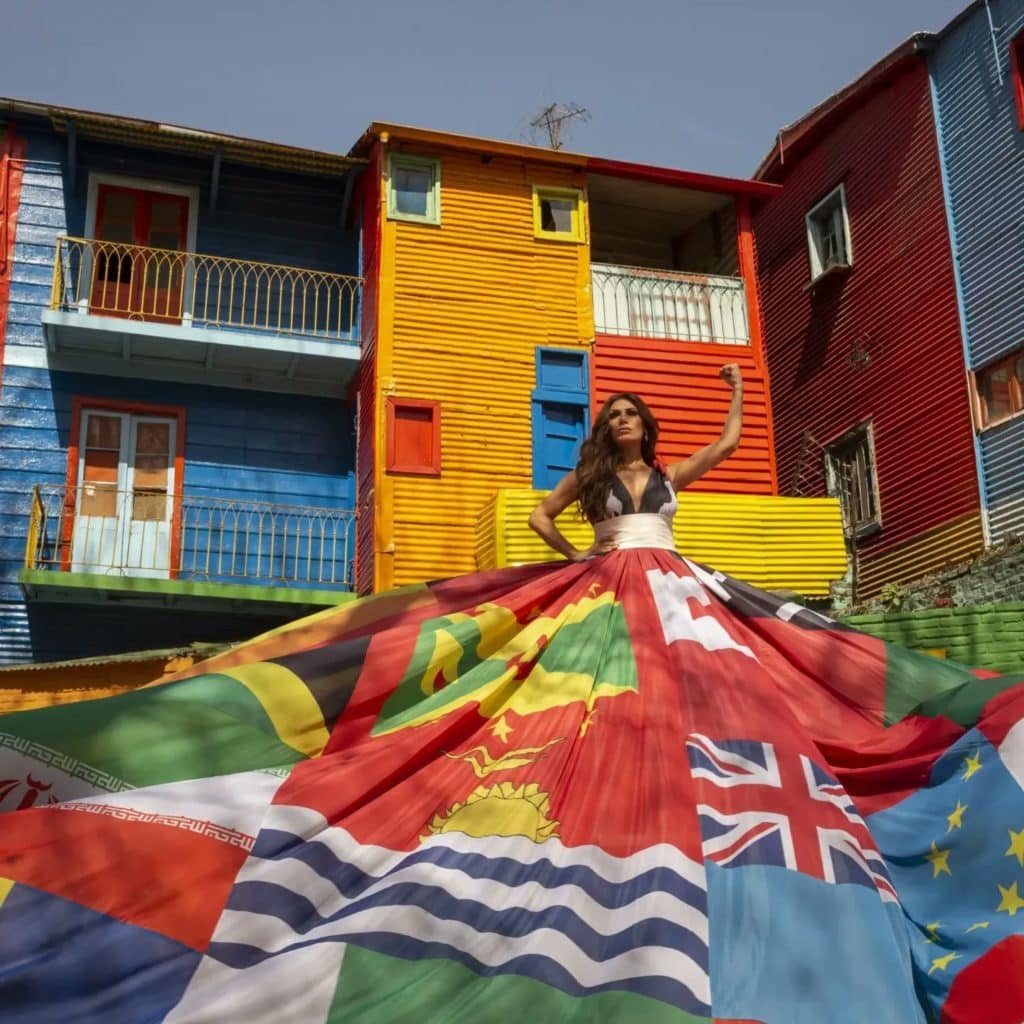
xmin=844 ymin=603 xmax=1024 ymax=674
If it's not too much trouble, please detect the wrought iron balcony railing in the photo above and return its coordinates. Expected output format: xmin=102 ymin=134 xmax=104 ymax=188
xmin=50 ymin=236 xmax=362 ymax=342
xmin=591 ymin=263 xmax=750 ymax=345
xmin=25 ymin=485 xmax=355 ymax=590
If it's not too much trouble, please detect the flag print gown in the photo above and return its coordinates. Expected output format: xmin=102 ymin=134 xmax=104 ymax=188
xmin=1 ymin=468 xmax=1024 ymax=1024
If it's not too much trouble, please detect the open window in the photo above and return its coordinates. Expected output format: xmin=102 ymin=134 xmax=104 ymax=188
xmin=806 ymin=184 xmax=852 ymax=282
xmin=824 ymin=421 xmax=880 ymax=538
xmin=532 ymin=186 xmax=586 ymax=243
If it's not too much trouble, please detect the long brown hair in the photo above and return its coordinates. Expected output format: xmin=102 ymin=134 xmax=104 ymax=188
xmin=576 ymin=392 xmax=660 ymax=522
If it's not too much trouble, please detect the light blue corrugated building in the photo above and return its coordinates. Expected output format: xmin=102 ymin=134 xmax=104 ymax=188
xmin=0 ymin=100 xmax=365 ymax=664
xmin=930 ymin=0 xmax=1024 ymax=545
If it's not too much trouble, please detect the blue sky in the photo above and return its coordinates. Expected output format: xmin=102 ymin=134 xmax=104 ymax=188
xmin=2 ymin=0 xmax=968 ymax=177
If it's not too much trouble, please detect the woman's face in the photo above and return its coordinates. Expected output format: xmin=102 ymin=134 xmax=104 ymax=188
xmin=607 ymin=398 xmax=644 ymax=449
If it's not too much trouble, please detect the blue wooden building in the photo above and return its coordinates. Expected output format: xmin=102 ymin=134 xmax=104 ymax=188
xmin=930 ymin=0 xmax=1024 ymax=546
xmin=0 ymin=100 xmax=364 ymax=663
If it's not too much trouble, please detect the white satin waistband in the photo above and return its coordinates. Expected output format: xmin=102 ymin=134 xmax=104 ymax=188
xmin=593 ymin=514 xmax=676 ymax=551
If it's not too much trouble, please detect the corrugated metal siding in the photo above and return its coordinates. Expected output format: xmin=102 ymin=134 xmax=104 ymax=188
xmin=355 ymin=152 xmax=381 ymax=594
xmin=592 ymin=337 xmax=775 ymax=494
xmin=931 ymin=0 xmax=1024 ymax=541
xmin=478 ymin=488 xmax=847 ymax=597
xmin=856 ymin=512 xmax=985 ymax=598
xmin=379 ymin=145 xmax=591 ymax=588
xmin=753 ymin=59 xmax=982 ymax=594
xmin=981 ymin=415 xmax=1024 ymax=541
xmin=932 ymin=0 xmax=1024 ymax=369
xmin=0 ymin=131 xmax=64 ymax=664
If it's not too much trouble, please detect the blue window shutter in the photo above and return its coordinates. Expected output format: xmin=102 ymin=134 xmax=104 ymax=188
xmin=531 ymin=348 xmax=589 ymax=489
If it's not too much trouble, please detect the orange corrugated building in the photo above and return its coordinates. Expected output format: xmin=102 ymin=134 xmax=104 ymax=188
xmin=351 ymin=125 xmax=847 ymax=597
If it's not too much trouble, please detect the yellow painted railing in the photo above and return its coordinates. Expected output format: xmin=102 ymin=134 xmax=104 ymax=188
xmin=476 ymin=489 xmax=848 ymax=597
xmin=50 ymin=236 xmax=362 ymax=341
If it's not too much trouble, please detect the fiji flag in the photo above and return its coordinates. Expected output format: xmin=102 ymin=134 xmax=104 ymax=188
xmin=685 ymin=734 xmax=925 ymax=1024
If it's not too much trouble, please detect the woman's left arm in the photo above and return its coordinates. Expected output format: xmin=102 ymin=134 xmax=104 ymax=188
xmin=667 ymin=364 xmax=743 ymax=489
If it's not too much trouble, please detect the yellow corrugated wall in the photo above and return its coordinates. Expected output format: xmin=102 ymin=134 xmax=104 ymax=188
xmin=375 ymin=142 xmax=592 ymax=589
xmin=477 ymin=489 xmax=849 ymax=597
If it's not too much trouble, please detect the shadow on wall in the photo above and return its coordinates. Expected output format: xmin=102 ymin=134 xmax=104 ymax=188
xmin=25 ymin=601 xmax=297 ymax=664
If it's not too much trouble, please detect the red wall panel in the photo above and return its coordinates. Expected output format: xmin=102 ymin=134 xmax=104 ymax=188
xmin=592 ymin=336 xmax=775 ymax=494
xmin=752 ymin=61 xmax=980 ymax=576
xmin=354 ymin=149 xmax=381 ymax=595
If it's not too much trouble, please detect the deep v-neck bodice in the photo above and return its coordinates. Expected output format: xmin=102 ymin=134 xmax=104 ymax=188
xmin=614 ymin=469 xmax=656 ymax=515
xmin=603 ymin=467 xmax=678 ymax=521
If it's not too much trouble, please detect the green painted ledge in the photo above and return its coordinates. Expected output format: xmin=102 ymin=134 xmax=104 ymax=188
xmin=19 ymin=569 xmax=356 ymax=613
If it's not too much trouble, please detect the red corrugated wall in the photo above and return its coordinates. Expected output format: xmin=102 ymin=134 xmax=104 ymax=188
xmin=0 ymin=125 xmax=26 ymax=389
xmin=592 ymin=337 xmax=775 ymax=494
xmin=354 ymin=149 xmax=381 ymax=595
xmin=752 ymin=60 xmax=982 ymax=594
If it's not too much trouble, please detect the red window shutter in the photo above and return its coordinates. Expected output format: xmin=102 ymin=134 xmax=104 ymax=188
xmin=386 ymin=399 xmax=440 ymax=475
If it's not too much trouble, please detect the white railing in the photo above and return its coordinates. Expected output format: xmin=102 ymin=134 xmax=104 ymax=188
xmin=51 ymin=236 xmax=362 ymax=342
xmin=591 ymin=263 xmax=750 ymax=344
xmin=26 ymin=485 xmax=355 ymax=589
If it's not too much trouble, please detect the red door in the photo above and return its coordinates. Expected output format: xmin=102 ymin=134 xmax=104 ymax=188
xmin=90 ymin=186 xmax=189 ymax=324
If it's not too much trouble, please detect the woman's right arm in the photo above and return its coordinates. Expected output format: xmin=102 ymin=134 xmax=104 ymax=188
xmin=528 ymin=471 xmax=614 ymax=562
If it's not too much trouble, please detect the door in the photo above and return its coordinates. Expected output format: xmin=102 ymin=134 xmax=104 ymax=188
xmin=90 ymin=185 xmax=189 ymax=323
xmin=531 ymin=348 xmax=589 ymax=489
xmin=534 ymin=401 xmax=587 ymax=489
xmin=71 ymin=411 xmax=176 ymax=577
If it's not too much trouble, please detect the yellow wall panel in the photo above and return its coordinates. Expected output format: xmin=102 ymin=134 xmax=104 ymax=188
xmin=477 ymin=489 xmax=848 ymax=597
xmin=376 ymin=142 xmax=592 ymax=588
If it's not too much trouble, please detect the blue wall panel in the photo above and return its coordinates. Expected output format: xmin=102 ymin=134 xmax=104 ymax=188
xmin=0 ymin=124 xmax=361 ymax=663
xmin=931 ymin=0 xmax=1024 ymax=542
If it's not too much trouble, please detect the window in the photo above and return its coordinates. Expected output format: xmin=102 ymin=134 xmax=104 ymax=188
xmin=824 ymin=423 xmax=880 ymax=537
xmin=387 ymin=154 xmax=441 ymax=225
xmin=387 ymin=398 xmax=441 ymax=475
xmin=65 ymin=398 xmax=185 ymax=578
xmin=806 ymin=184 xmax=852 ymax=281
xmin=532 ymin=186 xmax=586 ymax=243
xmin=974 ymin=349 xmax=1024 ymax=429
xmin=1012 ymin=31 xmax=1024 ymax=130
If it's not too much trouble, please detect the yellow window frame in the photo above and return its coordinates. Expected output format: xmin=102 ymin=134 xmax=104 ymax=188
xmin=532 ymin=186 xmax=586 ymax=243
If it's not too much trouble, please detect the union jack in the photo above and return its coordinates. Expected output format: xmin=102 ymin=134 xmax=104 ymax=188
xmin=686 ymin=734 xmax=896 ymax=902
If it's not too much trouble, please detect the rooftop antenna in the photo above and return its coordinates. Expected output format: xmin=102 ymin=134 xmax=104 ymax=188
xmin=528 ymin=102 xmax=590 ymax=150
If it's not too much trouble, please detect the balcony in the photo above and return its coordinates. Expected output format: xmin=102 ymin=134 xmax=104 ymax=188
xmin=41 ymin=237 xmax=363 ymax=396
xmin=20 ymin=484 xmax=356 ymax=612
xmin=591 ymin=263 xmax=750 ymax=345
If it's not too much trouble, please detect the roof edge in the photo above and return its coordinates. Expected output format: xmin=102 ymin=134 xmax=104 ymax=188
xmin=754 ymin=32 xmax=938 ymax=181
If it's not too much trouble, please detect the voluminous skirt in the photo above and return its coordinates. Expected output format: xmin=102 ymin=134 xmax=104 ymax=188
xmin=1 ymin=547 xmax=1023 ymax=1024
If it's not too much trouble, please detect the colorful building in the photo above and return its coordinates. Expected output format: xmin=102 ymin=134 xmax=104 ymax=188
xmin=752 ymin=34 xmax=987 ymax=602
xmin=930 ymin=0 xmax=1024 ymax=546
xmin=0 ymin=103 xmax=850 ymax=666
xmin=351 ymin=124 xmax=847 ymax=597
xmin=0 ymin=100 xmax=363 ymax=664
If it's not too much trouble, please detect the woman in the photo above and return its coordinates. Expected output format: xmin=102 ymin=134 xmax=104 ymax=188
xmin=0 ymin=369 xmax=1016 ymax=1024
xmin=528 ymin=364 xmax=743 ymax=561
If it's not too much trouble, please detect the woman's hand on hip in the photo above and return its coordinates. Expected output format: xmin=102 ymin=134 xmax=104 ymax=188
xmin=570 ymin=538 xmax=618 ymax=562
